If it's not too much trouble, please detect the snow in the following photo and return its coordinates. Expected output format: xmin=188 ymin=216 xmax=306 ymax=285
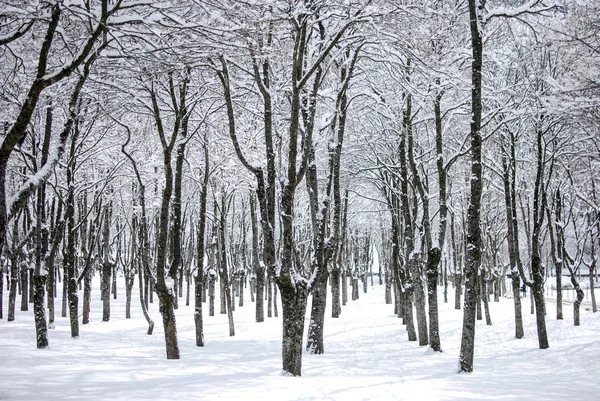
xmin=1 ymin=277 xmax=600 ymax=400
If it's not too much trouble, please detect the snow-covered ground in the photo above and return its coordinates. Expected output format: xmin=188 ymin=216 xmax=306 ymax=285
xmin=1 ymin=278 xmax=599 ymax=400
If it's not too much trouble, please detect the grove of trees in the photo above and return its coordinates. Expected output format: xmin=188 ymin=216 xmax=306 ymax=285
xmin=1 ymin=0 xmax=599 ymax=376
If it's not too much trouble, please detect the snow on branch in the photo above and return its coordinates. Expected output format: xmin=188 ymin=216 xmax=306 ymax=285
xmin=6 ymin=132 xmax=66 ymax=220
xmin=483 ymin=0 xmax=559 ymax=24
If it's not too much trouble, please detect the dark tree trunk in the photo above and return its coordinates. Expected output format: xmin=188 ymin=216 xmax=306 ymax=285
xmin=125 ymin=274 xmax=134 ymax=319
xmin=331 ymin=265 xmax=341 ymax=318
xmin=32 ymin=275 xmax=48 ymax=348
xmin=250 ymin=192 xmax=264 ymax=322
xmin=138 ymin=265 xmax=154 ymax=335
xmin=194 ymin=139 xmax=209 ymax=346
xmin=61 ymin=268 xmax=67 ymax=318
xmin=65 ymin=125 xmax=79 ymax=338
xmin=342 ymin=268 xmax=348 ymax=306
xmin=482 ymin=276 xmax=492 ymax=326
xmin=273 ymin=280 xmax=278 ymax=317
xmin=101 ymin=202 xmax=112 ymax=322
xmin=149 ymin=72 xmax=190 ymax=360
xmin=529 ymin=121 xmax=549 ymax=350
xmin=102 ymin=262 xmax=111 ymax=321
xmin=194 ymin=274 xmax=204 ymax=346
xmin=20 ymin=263 xmax=28 ymax=312
xmin=83 ymin=272 xmax=92 ymax=325
xmin=220 ymin=276 xmax=227 ymax=315
xmin=32 ymin=102 xmax=52 ymax=347
xmin=209 ymin=273 xmax=216 ymax=317
xmin=426 ymin=248 xmax=442 ymax=351
xmin=8 ymin=252 xmax=18 ymax=321
xmin=459 ymin=0 xmax=484 ymax=373
xmin=306 ymin=271 xmax=328 ymax=354
xmin=219 ymin=195 xmax=235 ymax=337
xmin=267 ymin=274 xmax=273 ymax=318
xmin=502 ymin=141 xmax=525 ymax=338
xmin=443 ymin=261 xmax=449 ymax=303
xmin=281 ymin=282 xmax=309 ymax=377
xmin=451 ymin=211 xmax=462 ymax=310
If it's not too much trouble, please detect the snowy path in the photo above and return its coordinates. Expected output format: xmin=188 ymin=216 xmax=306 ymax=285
xmin=1 ymin=280 xmax=599 ymax=400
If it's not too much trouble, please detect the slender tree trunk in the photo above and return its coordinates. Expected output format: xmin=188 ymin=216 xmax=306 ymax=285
xmin=218 ymin=196 xmax=235 ymax=336
xmin=125 ymin=275 xmax=133 ymax=319
xmin=426 ymin=248 xmax=442 ymax=351
xmin=482 ymin=276 xmax=492 ymax=326
xmin=20 ymin=263 xmax=28 ymax=311
xmin=102 ymin=262 xmax=111 ymax=322
xmin=32 ymin=275 xmax=48 ymax=348
xmin=451 ymin=212 xmax=462 ymax=310
xmin=459 ymin=0 xmax=484 ymax=373
xmin=82 ymin=272 xmax=92 ymax=325
xmin=209 ymin=273 xmax=216 ymax=317
xmin=529 ymin=121 xmax=549 ymax=350
xmin=331 ymin=264 xmax=341 ymax=318
xmin=138 ymin=263 xmax=154 ymax=335
xmin=194 ymin=140 xmax=209 ymax=346
xmin=267 ymin=275 xmax=273 ymax=318
xmin=341 ymin=269 xmax=348 ymax=305
xmin=8 ymin=251 xmax=18 ymax=321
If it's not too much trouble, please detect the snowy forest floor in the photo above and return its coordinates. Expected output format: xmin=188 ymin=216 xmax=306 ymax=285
xmin=1 ymin=278 xmax=599 ymax=401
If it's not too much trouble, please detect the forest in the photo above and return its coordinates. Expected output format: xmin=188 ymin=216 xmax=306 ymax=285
xmin=1 ymin=0 xmax=599 ymax=388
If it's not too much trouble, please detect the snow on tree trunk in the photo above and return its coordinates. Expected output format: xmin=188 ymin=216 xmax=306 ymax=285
xmin=459 ymin=0 xmax=484 ymax=373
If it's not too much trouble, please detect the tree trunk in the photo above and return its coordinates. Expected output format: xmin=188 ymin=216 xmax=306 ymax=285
xmin=125 ymin=275 xmax=134 ymax=319
xmin=426 ymin=248 xmax=442 ymax=351
xmin=273 ymin=281 xmax=279 ymax=318
xmin=47 ymin=255 xmax=55 ymax=327
xmin=157 ymin=291 xmax=179 ymax=359
xmin=32 ymin=275 xmax=48 ymax=348
xmin=482 ymin=277 xmax=492 ymax=326
xmin=82 ymin=272 xmax=92 ymax=325
xmin=529 ymin=121 xmax=549 ymax=350
xmin=306 ymin=271 xmax=328 ymax=354
xmin=331 ymin=264 xmax=341 ymax=318
xmin=102 ymin=261 xmax=111 ymax=322
xmin=412 ymin=264 xmax=429 ymax=346
xmin=385 ymin=266 xmax=392 ymax=305
xmin=458 ymin=0 xmax=484 ymax=373
xmin=112 ymin=264 xmax=117 ymax=300
xmin=20 ymin=263 xmax=28 ymax=311
xmin=209 ymin=273 xmax=215 ymax=316
xmin=342 ymin=268 xmax=348 ymax=305
xmin=404 ymin=289 xmax=417 ymax=341
xmin=138 ymin=263 xmax=154 ymax=335
xmin=8 ymin=254 xmax=18 ymax=321
xmin=281 ymin=283 xmax=309 ymax=376
xmin=267 ymin=275 xmax=273 ymax=318
xmin=443 ymin=261 xmax=449 ymax=304
xmin=220 ymin=276 xmax=227 ymax=315
xmin=194 ymin=273 xmax=204 ymax=346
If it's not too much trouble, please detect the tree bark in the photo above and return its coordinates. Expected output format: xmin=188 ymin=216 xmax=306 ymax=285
xmin=459 ymin=0 xmax=484 ymax=373
xmin=194 ymin=138 xmax=209 ymax=346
